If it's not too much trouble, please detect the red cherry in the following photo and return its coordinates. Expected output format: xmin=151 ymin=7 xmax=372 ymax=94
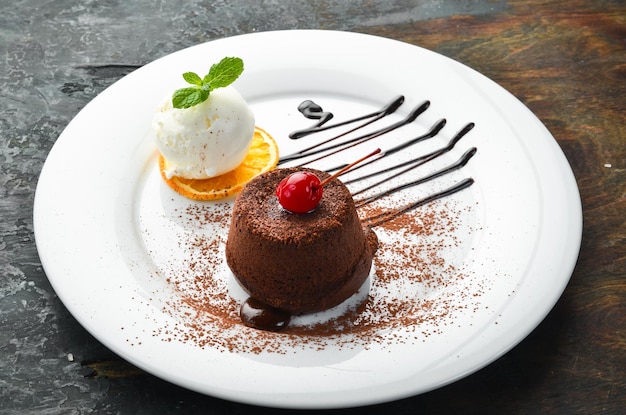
xmin=276 ymin=171 xmax=323 ymax=213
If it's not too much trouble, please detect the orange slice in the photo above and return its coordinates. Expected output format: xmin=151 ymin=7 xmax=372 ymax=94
xmin=158 ymin=126 xmax=279 ymax=200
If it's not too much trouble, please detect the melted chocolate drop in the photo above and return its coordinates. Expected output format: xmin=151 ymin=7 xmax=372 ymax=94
xmin=296 ymin=100 xmax=334 ymax=128
xmin=240 ymin=297 xmax=291 ymax=332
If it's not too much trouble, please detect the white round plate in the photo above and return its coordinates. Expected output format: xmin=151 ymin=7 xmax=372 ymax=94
xmin=34 ymin=30 xmax=582 ymax=409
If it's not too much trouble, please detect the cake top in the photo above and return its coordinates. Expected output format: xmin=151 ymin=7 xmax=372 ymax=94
xmin=232 ymin=167 xmax=357 ymax=244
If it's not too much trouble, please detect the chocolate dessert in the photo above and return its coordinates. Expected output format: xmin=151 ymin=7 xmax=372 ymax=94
xmin=225 ymin=167 xmax=378 ymax=319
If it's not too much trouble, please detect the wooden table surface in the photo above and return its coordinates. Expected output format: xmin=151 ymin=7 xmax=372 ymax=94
xmin=1 ymin=0 xmax=624 ymax=413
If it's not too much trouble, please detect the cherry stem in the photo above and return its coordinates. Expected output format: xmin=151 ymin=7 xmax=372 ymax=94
xmin=317 ymin=148 xmax=382 ymax=188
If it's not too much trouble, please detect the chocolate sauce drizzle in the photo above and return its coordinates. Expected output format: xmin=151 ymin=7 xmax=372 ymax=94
xmin=341 ymin=122 xmax=473 ymax=182
xmin=283 ymin=96 xmax=477 ymax=227
xmin=360 ymin=178 xmax=475 ymax=228
xmin=278 ymin=97 xmax=427 ymax=165
xmin=288 ymin=95 xmax=405 ymax=140
xmin=355 ymin=147 xmax=477 ymax=207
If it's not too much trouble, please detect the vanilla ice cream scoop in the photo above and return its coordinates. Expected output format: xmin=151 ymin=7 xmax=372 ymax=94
xmin=153 ymin=85 xmax=255 ymax=179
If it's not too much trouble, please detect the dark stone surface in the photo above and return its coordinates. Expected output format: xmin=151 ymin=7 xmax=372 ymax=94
xmin=1 ymin=0 xmax=624 ymax=414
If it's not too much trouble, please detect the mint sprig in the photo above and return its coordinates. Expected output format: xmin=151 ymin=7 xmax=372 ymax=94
xmin=172 ymin=57 xmax=244 ymax=109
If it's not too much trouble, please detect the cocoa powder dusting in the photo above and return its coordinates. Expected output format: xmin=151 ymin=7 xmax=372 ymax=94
xmin=148 ymin=196 xmax=486 ymax=354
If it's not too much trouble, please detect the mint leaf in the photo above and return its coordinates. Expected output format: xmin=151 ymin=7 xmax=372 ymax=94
xmin=172 ymin=87 xmax=209 ymax=109
xmin=182 ymin=72 xmax=203 ymax=86
xmin=172 ymin=57 xmax=245 ymax=109
xmin=204 ymin=57 xmax=244 ymax=90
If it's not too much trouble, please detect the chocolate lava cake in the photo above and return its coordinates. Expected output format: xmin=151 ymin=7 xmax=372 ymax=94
xmin=225 ymin=167 xmax=378 ymax=315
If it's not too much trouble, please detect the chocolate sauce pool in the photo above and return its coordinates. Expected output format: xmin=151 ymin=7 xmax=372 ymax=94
xmin=240 ymin=297 xmax=290 ymax=332
xmin=240 ymin=97 xmax=477 ymax=331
